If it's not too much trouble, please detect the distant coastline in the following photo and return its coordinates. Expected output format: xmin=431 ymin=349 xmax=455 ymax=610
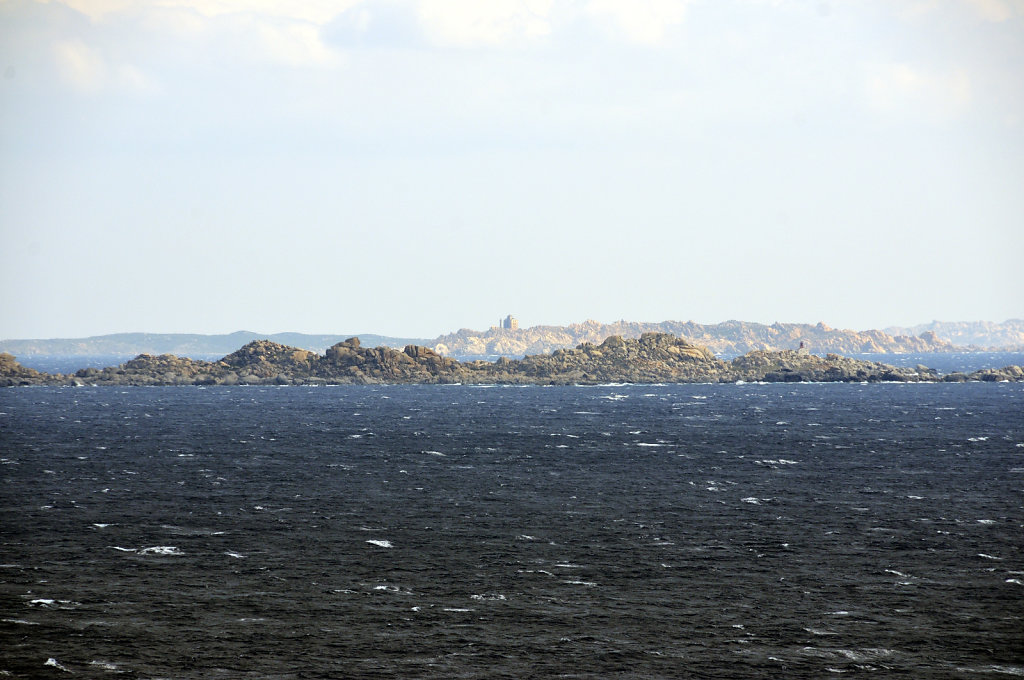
xmin=3 ymin=319 xmax=1022 ymax=361
xmin=3 ymin=334 xmax=1023 ymax=387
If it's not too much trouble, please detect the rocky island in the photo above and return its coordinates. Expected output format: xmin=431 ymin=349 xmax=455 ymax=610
xmin=3 ymin=334 xmax=1022 ymax=387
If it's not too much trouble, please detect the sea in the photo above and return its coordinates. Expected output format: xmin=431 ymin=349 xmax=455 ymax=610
xmin=1 ymin=374 xmax=1023 ymax=677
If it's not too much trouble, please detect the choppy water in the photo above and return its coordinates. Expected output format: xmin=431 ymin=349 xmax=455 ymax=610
xmin=1 ymin=383 xmax=1022 ymax=678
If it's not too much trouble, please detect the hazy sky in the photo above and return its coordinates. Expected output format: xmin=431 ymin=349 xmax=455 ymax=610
xmin=2 ymin=0 xmax=1022 ymax=339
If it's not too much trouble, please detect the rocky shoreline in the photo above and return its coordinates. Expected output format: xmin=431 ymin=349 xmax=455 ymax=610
xmin=3 ymin=334 xmax=1023 ymax=387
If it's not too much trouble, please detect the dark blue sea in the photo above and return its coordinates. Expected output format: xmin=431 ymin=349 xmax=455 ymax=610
xmin=1 ymin=383 xmax=1022 ymax=678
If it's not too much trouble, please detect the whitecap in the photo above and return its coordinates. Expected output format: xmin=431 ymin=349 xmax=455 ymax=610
xmin=741 ymin=497 xmax=761 ymax=505
xmin=563 ymin=580 xmax=597 ymax=586
xmin=442 ymin=608 xmax=473 ymax=612
xmin=978 ymin=553 xmax=1002 ymax=560
xmin=224 ymin=551 xmax=246 ymax=559
xmin=92 ymin=523 xmax=111 ymax=528
xmin=366 ymin=540 xmax=393 ymax=548
xmin=89 ymin=661 xmax=126 ymax=673
xmin=471 ymin=593 xmax=507 ymax=601
xmin=109 ymin=546 xmax=137 ymax=552
xmin=1007 ymin=579 xmax=1024 ymax=585
xmin=955 ymin=665 xmax=1024 ymax=676
xmin=45 ymin=658 xmax=71 ymax=672
xmin=422 ymin=450 xmax=446 ymax=457
xmin=139 ymin=546 xmax=182 ymax=555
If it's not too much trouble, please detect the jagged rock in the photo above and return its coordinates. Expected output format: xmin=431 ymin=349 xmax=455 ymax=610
xmin=730 ymin=349 xmax=921 ymax=383
xmin=3 ymin=336 xmax=1023 ymax=387
xmin=0 ymin=352 xmax=65 ymax=386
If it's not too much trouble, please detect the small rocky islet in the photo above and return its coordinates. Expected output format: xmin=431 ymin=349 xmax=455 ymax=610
xmin=3 ymin=333 xmax=1023 ymax=387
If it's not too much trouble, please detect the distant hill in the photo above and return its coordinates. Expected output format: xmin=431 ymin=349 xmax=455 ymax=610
xmin=0 ymin=331 xmax=430 ymax=358
xmin=883 ymin=320 xmax=1024 ymax=350
xmin=431 ymin=319 xmax=964 ymax=357
xmin=4 ymin=319 xmax=1022 ymax=360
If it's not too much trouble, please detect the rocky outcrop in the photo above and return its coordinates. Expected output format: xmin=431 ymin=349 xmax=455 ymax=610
xmin=318 ymin=338 xmax=466 ymax=384
xmin=730 ymin=350 xmax=923 ymax=383
xmin=0 ymin=353 xmax=66 ymax=386
xmin=70 ymin=354 xmax=219 ymax=386
xmin=431 ymin=319 xmax=962 ymax=358
xmin=939 ymin=365 xmax=1024 ymax=383
xmin=475 ymin=333 xmax=730 ymax=384
xmin=3 ymin=335 xmax=1023 ymax=387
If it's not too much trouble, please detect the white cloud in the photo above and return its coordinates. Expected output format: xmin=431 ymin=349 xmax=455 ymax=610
xmin=40 ymin=0 xmax=350 ymax=68
xmin=415 ymin=0 xmax=555 ymax=47
xmin=866 ymin=63 xmax=972 ymax=118
xmin=36 ymin=0 xmax=703 ymax=60
xmin=897 ymin=0 xmax=1024 ymax=21
xmin=115 ymin=62 xmax=162 ymax=93
xmin=239 ymin=14 xmax=342 ymax=67
xmin=53 ymin=39 xmax=106 ymax=92
xmin=52 ymin=38 xmax=162 ymax=93
xmin=961 ymin=0 xmax=1024 ymax=21
xmin=43 ymin=0 xmax=134 ymax=20
xmin=42 ymin=0 xmax=357 ymax=24
xmin=584 ymin=0 xmax=692 ymax=45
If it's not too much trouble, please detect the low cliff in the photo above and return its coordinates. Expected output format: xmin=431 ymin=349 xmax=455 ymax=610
xmin=4 ymin=335 xmax=1023 ymax=387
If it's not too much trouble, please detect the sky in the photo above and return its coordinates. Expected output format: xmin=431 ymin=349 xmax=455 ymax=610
xmin=1 ymin=0 xmax=1022 ymax=339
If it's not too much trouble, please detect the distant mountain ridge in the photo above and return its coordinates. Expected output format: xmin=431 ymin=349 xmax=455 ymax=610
xmin=0 ymin=331 xmax=429 ymax=358
xmin=431 ymin=319 xmax=967 ymax=357
xmin=3 ymin=319 xmax=1022 ymax=359
xmin=883 ymin=320 xmax=1024 ymax=350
